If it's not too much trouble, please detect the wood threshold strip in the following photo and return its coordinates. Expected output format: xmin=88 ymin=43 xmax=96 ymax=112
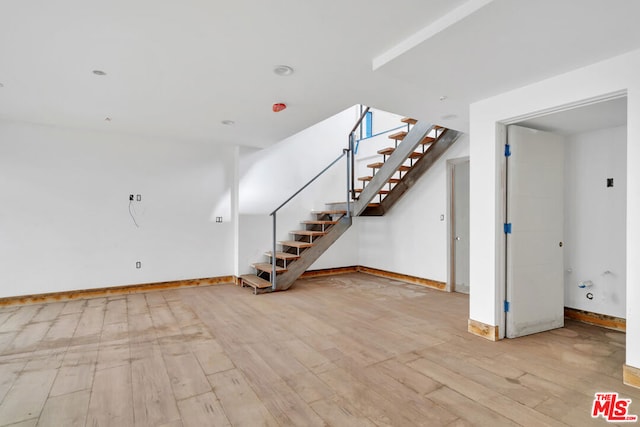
xmin=0 ymin=276 xmax=235 ymax=307
xmin=564 ymin=307 xmax=626 ymax=332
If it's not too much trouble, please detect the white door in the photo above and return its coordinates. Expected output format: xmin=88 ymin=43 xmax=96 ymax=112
xmin=453 ymin=160 xmax=470 ymax=293
xmin=506 ymin=125 xmax=564 ymax=338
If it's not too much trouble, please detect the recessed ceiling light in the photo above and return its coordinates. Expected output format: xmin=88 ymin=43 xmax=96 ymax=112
xmin=273 ymin=65 xmax=294 ymax=76
xmin=92 ymin=70 xmax=107 ymax=76
xmin=221 ymin=120 xmax=235 ymax=126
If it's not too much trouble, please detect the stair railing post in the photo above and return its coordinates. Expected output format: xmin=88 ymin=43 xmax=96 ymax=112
xmin=271 ymin=212 xmax=277 ymax=290
xmin=350 ymin=132 xmax=355 ymax=203
xmin=346 ymin=145 xmax=351 ymax=219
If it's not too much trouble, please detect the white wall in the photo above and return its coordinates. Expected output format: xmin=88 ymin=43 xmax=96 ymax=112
xmin=358 ymin=134 xmax=469 ymax=281
xmin=0 ymin=121 xmax=235 ymax=297
xmin=469 ymin=48 xmax=640 ymax=369
xmin=564 ymin=126 xmax=627 ymax=318
xmin=237 ymin=106 xmax=361 ymax=275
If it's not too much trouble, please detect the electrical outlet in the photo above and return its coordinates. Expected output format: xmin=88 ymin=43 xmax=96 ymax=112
xmin=129 ymin=194 xmax=134 ymax=201
xmin=607 ymin=178 xmax=614 ymax=188
xmin=136 ymin=194 xmax=142 ymax=201
xmin=216 ymin=216 xmax=223 ymax=223
xmin=136 ymin=261 xmax=141 ymax=269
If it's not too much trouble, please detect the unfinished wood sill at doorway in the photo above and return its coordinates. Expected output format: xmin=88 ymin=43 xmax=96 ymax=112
xmin=0 ymin=276 xmax=235 ymax=307
xmin=564 ymin=307 xmax=626 ymax=332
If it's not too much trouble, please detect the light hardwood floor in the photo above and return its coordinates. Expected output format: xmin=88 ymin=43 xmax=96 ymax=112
xmin=0 ymin=272 xmax=638 ymax=426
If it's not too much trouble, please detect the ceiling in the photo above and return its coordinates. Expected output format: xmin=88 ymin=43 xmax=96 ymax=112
xmin=1 ymin=0 xmax=639 ymax=148
xmin=517 ymin=97 xmax=627 ymax=136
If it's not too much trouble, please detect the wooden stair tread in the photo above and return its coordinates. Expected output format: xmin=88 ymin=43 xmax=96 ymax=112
xmin=421 ymin=136 xmax=436 ymax=144
xmin=279 ymin=240 xmax=314 ymax=248
xmin=388 ymin=131 xmax=407 ymax=141
xmin=252 ymin=263 xmax=286 ymax=273
xmin=240 ymin=274 xmax=272 ymax=289
xmin=302 ymin=220 xmax=338 ymax=225
xmin=312 ymin=210 xmax=346 ymax=215
xmin=358 ymin=176 xmax=400 ymax=184
xmin=354 ymin=189 xmax=390 ymax=195
xmin=368 ymin=162 xmax=410 ymax=172
xmin=290 ymin=230 xmax=327 ymax=236
xmin=265 ymin=251 xmax=300 ymax=260
xmin=377 ymin=147 xmax=395 ymax=156
xmin=401 ymin=117 xmax=417 ymax=125
xmin=377 ymin=147 xmax=422 ymax=159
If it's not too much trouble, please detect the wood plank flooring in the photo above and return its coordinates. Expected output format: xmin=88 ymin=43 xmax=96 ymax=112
xmin=0 ymin=272 xmax=638 ymax=426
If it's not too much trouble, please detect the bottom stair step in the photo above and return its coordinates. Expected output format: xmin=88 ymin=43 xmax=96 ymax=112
xmin=252 ymin=263 xmax=287 ymax=274
xmin=240 ymin=274 xmax=272 ymax=294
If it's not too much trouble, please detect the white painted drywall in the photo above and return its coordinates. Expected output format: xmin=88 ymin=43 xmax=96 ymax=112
xmin=469 ymin=48 xmax=640 ymax=370
xmin=0 ymin=121 xmax=235 ymax=297
xmin=564 ymin=125 xmax=627 ymax=318
xmin=236 ymin=106 xmax=360 ymax=274
xmin=357 ymin=134 xmax=469 ymax=281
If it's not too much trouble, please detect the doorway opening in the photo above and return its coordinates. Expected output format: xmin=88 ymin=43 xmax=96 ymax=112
xmin=502 ymin=96 xmax=627 ymax=338
xmin=448 ymin=157 xmax=470 ymax=294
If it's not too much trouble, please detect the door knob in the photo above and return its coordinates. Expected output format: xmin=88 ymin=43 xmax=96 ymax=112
xmin=455 ymin=236 xmax=461 ymax=241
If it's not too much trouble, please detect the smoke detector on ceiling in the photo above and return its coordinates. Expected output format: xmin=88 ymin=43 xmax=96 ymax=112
xmin=273 ymin=65 xmax=294 ymax=76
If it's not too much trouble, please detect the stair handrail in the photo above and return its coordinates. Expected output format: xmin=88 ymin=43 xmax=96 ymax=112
xmin=268 ymin=106 xmax=370 ymax=289
xmin=269 ymin=152 xmax=347 ymax=216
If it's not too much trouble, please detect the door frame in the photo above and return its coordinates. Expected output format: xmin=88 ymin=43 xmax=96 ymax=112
xmin=496 ymin=91 xmax=627 ymax=338
xmin=447 ymin=156 xmax=470 ymax=293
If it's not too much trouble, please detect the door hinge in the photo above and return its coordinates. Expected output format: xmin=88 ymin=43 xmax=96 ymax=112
xmin=504 ymin=144 xmax=511 ymax=157
xmin=504 ymin=300 xmax=510 ymax=312
xmin=504 ymin=223 xmax=512 ymax=234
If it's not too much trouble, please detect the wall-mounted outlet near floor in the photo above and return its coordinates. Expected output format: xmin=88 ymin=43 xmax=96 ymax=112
xmin=216 ymin=216 xmax=223 ymax=223
xmin=129 ymin=194 xmax=134 ymax=201
xmin=136 ymin=194 xmax=142 ymax=201
xmin=440 ymin=214 xmax=445 ymax=221
xmin=136 ymin=261 xmax=141 ymax=269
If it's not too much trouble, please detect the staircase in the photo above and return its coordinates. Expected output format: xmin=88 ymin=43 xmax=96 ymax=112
xmin=240 ymin=114 xmax=462 ymax=294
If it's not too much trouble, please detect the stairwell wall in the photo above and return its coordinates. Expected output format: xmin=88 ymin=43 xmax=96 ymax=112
xmin=356 ymin=133 xmax=469 ymax=282
xmin=0 ymin=120 xmax=235 ymax=298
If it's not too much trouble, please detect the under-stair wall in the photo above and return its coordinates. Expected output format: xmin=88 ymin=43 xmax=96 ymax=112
xmin=358 ymin=132 xmax=470 ymax=283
